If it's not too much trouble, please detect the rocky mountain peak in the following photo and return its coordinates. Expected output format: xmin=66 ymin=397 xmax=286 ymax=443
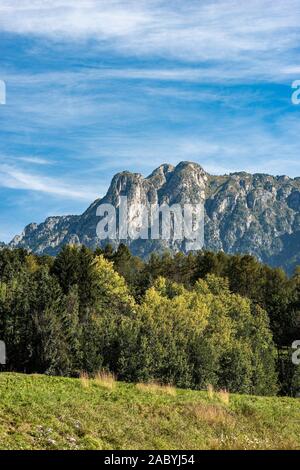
xmin=147 ymin=163 xmax=174 ymax=180
xmin=7 ymin=161 xmax=300 ymax=273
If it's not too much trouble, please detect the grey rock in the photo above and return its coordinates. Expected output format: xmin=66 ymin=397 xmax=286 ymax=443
xmin=8 ymin=161 xmax=300 ymax=274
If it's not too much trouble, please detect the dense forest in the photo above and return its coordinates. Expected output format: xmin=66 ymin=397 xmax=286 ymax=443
xmin=0 ymin=245 xmax=299 ymax=396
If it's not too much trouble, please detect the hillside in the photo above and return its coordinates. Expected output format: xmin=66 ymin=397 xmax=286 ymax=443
xmin=8 ymin=161 xmax=300 ymax=274
xmin=0 ymin=373 xmax=299 ymax=450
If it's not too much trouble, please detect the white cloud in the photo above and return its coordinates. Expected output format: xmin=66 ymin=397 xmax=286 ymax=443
xmin=1 ymin=0 xmax=300 ymax=82
xmin=80 ymin=112 xmax=300 ymax=178
xmin=0 ymin=163 xmax=100 ymax=200
xmin=17 ymin=156 xmax=52 ymax=165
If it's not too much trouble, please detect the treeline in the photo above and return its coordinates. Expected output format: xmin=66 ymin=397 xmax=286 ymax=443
xmin=0 ymin=245 xmax=299 ymax=396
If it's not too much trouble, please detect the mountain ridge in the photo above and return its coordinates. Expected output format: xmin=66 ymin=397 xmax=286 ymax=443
xmin=7 ymin=161 xmax=300 ymax=274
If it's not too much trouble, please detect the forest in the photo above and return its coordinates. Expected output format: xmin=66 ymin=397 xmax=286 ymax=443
xmin=0 ymin=244 xmax=299 ymax=396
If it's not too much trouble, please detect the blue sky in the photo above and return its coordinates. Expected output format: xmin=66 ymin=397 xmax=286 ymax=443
xmin=0 ymin=0 xmax=300 ymax=242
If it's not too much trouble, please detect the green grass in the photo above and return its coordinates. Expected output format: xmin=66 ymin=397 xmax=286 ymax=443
xmin=0 ymin=373 xmax=299 ymax=450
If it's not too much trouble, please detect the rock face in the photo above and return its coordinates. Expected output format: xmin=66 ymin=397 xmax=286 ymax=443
xmin=9 ymin=161 xmax=300 ymax=273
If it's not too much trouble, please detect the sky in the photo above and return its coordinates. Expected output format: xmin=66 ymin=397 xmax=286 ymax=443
xmin=1 ymin=0 xmax=300 ymax=242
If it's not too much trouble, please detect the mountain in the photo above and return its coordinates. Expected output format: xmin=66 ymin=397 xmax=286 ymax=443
xmin=9 ymin=161 xmax=300 ymax=274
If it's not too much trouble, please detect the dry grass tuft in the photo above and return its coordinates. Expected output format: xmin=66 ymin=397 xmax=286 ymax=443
xmin=136 ymin=381 xmax=176 ymax=396
xmin=207 ymin=383 xmax=214 ymax=399
xmin=161 ymin=384 xmax=177 ymax=396
xmin=217 ymin=389 xmax=230 ymax=405
xmin=191 ymin=403 xmax=232 ymax=425
xmin=79 ymin=371 xmax=90 ymax=388
xmin=94 ymin=370 xmax=116 ymax=390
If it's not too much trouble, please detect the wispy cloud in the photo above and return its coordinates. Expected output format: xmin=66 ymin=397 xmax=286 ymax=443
xmin=78 ymin=109 xmax=300 ymax=178
xmin=17 ymin=156 xmax=52 ymax=165
xmin=1 ymin=0 xmax=300 ymax=82
xmin=0 ymin=163 xmax=100 ymax=201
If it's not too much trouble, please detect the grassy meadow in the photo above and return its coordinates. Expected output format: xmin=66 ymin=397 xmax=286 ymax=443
xmin=0 ymin=373 xmax=299 ymax=450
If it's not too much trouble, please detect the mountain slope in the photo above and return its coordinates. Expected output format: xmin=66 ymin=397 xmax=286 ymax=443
xmin=9 ymin=161 xmax=300 ymax=273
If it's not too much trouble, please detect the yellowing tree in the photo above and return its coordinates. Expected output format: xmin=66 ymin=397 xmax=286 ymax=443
xmin=92 ymin=254 xmax=135 ymax=313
